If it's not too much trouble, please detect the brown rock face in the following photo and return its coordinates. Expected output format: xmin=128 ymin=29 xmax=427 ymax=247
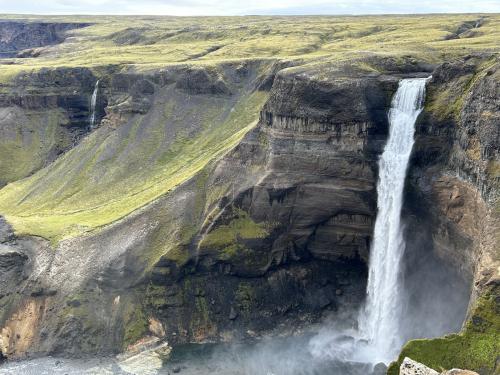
xmin=407 ymin=55 xmax=499 ymax=302
xmin=0 ymin=298 xmax=47 ymax=358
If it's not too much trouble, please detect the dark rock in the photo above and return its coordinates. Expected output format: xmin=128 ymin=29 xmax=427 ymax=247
xmin=0 ymin=216 xmax=14 ymax=243
xmin=228 ymin=306 xmax=238 ymax=320
xmin=66 ymin=300 xmax=81 ymax=308
xmin=0 ymin=21 xmax=90 ymax=57
xmin=372 ymin=362 xmax=387 ymax=375
xmin=175 ymin=67 xmax=231 ymax=95
xmin=401 ymin=55 xmax=499 ymax=345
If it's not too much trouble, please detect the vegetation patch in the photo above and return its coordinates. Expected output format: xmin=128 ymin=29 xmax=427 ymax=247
xmin=122 ymin=302 xmax=149 ymax=349
xmin=387 ymin=286 xmax=500 ymax=375
xmin=200 ymin=208 xmax=268 ymax=249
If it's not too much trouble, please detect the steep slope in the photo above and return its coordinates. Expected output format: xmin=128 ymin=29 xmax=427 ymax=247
xmin=0 ymin=67 xmax=102 ymax=186
xmin=0 ymin=62 xmax=268 ymax=241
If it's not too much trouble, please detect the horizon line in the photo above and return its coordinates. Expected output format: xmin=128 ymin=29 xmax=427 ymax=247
xmin=0 ymin=11 xmax=498 ymax=17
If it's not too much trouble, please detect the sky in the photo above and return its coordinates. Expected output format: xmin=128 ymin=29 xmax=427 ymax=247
xmin=0 ymin=0 xmax=498 ymax=16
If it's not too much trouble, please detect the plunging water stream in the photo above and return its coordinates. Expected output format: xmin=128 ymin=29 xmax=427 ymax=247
xmin=89 ymin=79 xmax=99 ymax=128
xmin=358 ymin=77 xmax=431 ymax=363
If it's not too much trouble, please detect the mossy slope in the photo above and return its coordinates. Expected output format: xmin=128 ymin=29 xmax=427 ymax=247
xmin=387 ymin=286 xmax=500 ymax=375
xmin=0 ymin=70 xmax=268 ymax=242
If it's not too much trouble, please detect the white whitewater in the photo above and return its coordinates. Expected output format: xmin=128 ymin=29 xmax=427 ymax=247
xmin=89 ymin=79 xmax=99 ymax=128
xmin=358 ymin=77 xmax=430 ymax=363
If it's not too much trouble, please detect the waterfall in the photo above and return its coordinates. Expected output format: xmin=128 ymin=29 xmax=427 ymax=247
xmin=358 ymin=77 xmax=431 ymax=363
xmin=89 ymin=79 xmax=99 ymax=128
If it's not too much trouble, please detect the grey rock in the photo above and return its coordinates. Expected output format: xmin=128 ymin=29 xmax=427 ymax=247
xmin=400 ymin=357 xmax=439 ymax=375
xmin=228 ymin=307 xmax=238 ymax=320
xmin=373 ymin=362 xmax=387 ymax=375
xmin=441 ymin=370 xmax=479 ymax=375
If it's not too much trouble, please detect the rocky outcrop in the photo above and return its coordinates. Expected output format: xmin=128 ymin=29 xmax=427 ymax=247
xmin=408 ymin=54 xmax=499 ymax=307
xmin=0 ymin=21 xmax=89 ymax=57
xmin=140 ymin=65 xmax=404 ymax=346
xmin=400 ymin=358 xmax=439 ymax=375
xmin=399 ymin=358 xmax=480 ymax=375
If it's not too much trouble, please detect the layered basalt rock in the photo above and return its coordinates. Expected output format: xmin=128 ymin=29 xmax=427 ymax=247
xmin=407 ymin=54 xmax=499 ymax=299
xmin=0 ymin=21 xmax=89 ymax=58
xmin=144 ymin=67 xmax=400 ymax=345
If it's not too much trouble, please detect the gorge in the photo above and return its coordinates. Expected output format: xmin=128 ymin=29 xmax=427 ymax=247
xmin=0 ymin=14 xmax=498 ymax=375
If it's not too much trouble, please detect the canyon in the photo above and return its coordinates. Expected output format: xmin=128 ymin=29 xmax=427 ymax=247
xmin=0 ymin=15 xmax=498 ymax=374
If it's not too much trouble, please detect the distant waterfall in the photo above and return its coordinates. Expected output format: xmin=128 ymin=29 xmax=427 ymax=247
xmin=359 ymin=77 xmax=430 ymax=363
xmin=89 ymin=79 xmax=99 ymax=128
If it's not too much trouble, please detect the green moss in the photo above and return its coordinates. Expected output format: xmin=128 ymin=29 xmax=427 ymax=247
xmin=122 ymin=303 xmax=149 ymax=348
xmin=426 ymin=58 xmax=498 ymax=121
xmin=145 ymin=284 xmax=168 ymax=309
xmin=217 ymin=243 xmax=245 ymax=260
xmin=200 ymin=209 xmax=268 ymax=248
xmin=194 ymin=295 xmax=210 ymax=325
xmin=0 ymin=109 xmax=68 ymax=186
xmin=0 ymin=14 xmax=498 ymax=85
xmin=235 ymin=282 xmax=256 ymax=314
xmin=388 ymin=286 xmax=500 ymax=375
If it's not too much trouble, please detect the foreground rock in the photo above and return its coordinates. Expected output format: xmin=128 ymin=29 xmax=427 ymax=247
xmin=399 ymin=358 xmax=480 ymax=375
xmin=400 ymin=358 xmax=439 ymax=375
xmin=441 ymin=370 xmax=479 ymax=375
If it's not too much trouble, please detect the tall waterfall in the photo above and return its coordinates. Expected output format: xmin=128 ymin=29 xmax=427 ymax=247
xmin=359 ymin=77 xmax=430 ymax=363
xmin=89 ymin=79 xmax=99 ymax=128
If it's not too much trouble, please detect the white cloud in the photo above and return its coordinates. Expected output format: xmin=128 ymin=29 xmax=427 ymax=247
xmin=0 ymin=0 xmax=498 ymax=15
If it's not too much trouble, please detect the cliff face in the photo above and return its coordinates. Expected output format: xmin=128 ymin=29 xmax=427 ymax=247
xmin=388 ymin=55 xmax=499 ymax=375
xmin=0 ymin=49 xmax=497 ymax=375
xmin=146 ymin=66 xmax=399 ymax=345
xmin=409 ymin=55 xmax=498 ymax=288
xmin=0 ymin=67 xmax=103 ymax=186
xmin=0 ymin=21 xmax=89 ymax=57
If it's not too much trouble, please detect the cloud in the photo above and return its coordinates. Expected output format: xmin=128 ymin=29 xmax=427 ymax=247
xmin=0 ymin=0 xmax=498 ymax=15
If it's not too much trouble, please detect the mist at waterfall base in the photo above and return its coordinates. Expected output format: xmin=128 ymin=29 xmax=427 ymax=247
xmin=0 ymin=78 xmax=471 ymax=375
